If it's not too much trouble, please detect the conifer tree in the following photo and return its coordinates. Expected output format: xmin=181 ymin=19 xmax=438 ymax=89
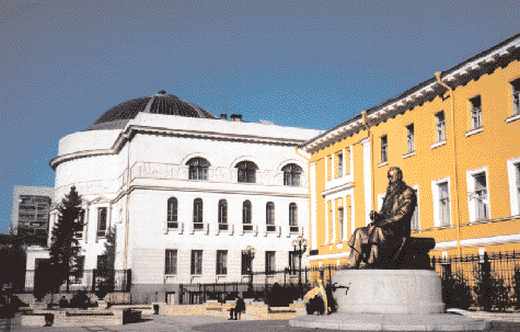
xmin=48 ymin=186 xmax=83 ymax=292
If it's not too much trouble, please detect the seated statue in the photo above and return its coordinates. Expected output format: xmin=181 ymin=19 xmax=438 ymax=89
xmin=346 ymin=166 xmax=417 ymax=268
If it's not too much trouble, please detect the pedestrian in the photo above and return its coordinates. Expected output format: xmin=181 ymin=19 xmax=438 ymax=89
xmin=228 ymin=295 xmax=246 ymax=320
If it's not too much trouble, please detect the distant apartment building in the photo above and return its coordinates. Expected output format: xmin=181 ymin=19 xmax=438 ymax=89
xmin=11 ymin=185 xmax=54 ymax=237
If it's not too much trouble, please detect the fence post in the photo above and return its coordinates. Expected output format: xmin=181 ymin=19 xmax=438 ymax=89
xmin=305 ymin=266 xmax=308 ymax=285
xmin=91 ymin=269 xmax=97 ymax=292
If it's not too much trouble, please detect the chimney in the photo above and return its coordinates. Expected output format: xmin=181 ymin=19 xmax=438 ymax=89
xmin=230 ymin=114 xmax=243 ymax=122
xmin=220 ymin=113 xmax=228 ymax=120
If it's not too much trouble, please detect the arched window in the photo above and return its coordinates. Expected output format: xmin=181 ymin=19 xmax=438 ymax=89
xmin=236 ymin=161 xmax=258 ymax=183
xmin=289 ymin=203 xmax=298 ymax=232
xmin=218 ymin=199 xmax=228 ymax=230
xmin=266 ymin=202 xmax=275 ymax=232
xmin=242 ymin=200 xmax=253 ymax=231
xmin=193 ymin=198 xmax=203 ymax=229
xmin=282 ymin=163 xmax=302 ymax=186
xmin=167 ymin=197 xmax=178 ymax=229
xmin=187 ymin=157 xmax=210 ymax=180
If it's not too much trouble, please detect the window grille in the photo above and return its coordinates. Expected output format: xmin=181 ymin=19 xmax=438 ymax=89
xmin=337 ymin=152 xmax=343 ymax=177
xmin=241 ymin=251 xmax=252 ymax=275
xmin=338 ymin=207 xmax=344 ymax=240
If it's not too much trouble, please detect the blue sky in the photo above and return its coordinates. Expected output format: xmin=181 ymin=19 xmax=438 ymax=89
xmin=0 ymin=0 xmax=518 ymax=232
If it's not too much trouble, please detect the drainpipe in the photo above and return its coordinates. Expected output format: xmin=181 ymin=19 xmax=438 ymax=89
xmin=434 ymin=72 xmax=463 ymax=257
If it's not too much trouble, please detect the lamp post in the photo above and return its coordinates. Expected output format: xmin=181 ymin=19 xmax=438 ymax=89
xmin=245 ymin=245 xmax=256 ymax=292
xmin=292 ymin=235 xmax=307 ymax=297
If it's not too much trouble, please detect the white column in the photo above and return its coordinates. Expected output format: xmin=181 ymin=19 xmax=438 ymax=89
xmin=324 ymin=200 xmax=329 ymax=244
xmin=331 ymin=200 xmax=336 ymax=243
xmin=362 ymin=138 xmax=372 ymax=225
xmin=310 ymin=162 xmax=318 ymax=250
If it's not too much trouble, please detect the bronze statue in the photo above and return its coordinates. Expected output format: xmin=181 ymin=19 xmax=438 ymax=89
xmin=346 ymin=166 xmax=417 ymax=268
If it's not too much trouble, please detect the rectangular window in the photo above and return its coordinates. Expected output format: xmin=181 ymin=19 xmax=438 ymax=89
xmin=438 ymin=182 xmax=450 ymax=226
xmin=97 ymin=207 xmax=107 ymax=237
xmin=512 ymin=79 xmax=520 ymax=115
xmin=406 ymin=124 xmax=415 ymax=153
xmin=469 ymin=95 xmax=482 ymax=129
xmin=289 ymin=251 xmax=299 ymax=275
xmin=165 ymin=249 xmax=177 ymax=275
xmin=190 ymin=250 xmax=203 ymax=275
xmin=471 ymin=172 xmax=489 ymax=221
xmin=97 ymin=255 xmax=108 ymax=271
xmin=241 ymin=250 xmax=252 ymax=275
xmin=338 ymin=207 xmax=344 ymax=241
xmin=380 ymin=135 xmax=388 ymax=163
xmin=336 ymin=151 xmax=343 ymax=178
xmin=216 ymin=250 xmax=228 ymax=275
xmin=265 ymin=251 xmax=276 ymax=274
xmin=435 ymin=111 xmax=446 ymax=143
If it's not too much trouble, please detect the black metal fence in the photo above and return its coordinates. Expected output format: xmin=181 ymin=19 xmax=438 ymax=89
xmin=431 ymin=251 xmax=520 ymax=311
xmin=179 ymin=268 xmax=312 ymax=304
xmin=21 ymin=269 xmax=131 ymax=295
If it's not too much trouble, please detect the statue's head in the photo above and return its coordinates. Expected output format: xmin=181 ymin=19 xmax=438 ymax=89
xmin=387 ymin=166 xmax=403 ymax=185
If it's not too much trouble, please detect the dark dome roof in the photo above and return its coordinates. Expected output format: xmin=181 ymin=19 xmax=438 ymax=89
xmin=88 ymin=90 xmax=214 ymax=130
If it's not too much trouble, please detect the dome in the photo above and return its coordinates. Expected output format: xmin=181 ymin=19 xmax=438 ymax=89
xmin=88 ymin=90 xmax=215 ymax=130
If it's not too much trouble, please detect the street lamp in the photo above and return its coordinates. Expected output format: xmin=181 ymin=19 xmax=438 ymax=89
xmin=245 ymin=245 xmax=256 ymax=292
xmin=292 ymin=235 xmax=307 ymax=296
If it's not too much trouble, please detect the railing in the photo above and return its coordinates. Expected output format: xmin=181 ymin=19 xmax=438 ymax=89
xmin=21 ymin=269 xmax=131 ymax=295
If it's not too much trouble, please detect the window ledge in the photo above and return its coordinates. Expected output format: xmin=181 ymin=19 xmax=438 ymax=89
xmin=506 ymin=113 xmax=520 ymax=124
xmin=430 ymin=141 xmax=447 ymax=150
xmin=402 ymin=151 xmax=416 ymax=159
xmin=164 ymin=274 xmax=177 ymax=277
xmin=377 ymin=161 xmax=389 ymax=168
xmin=465 ymin=127 xmax=483 ymax=137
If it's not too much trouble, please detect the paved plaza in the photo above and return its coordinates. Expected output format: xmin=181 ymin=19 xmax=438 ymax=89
xmin=0 ymin=315 xmax=347 ymax=332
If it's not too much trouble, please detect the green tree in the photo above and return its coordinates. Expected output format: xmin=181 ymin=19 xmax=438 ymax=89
xmin=96 ymin=227 xmax=116 ymax=298
xmin=48 ymin=186 xmax=83 ymax=292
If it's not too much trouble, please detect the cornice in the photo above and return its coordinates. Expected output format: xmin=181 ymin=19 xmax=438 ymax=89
xmin=50 ymin=124 xmax=307 ymax=169
xmin=302 ymin=35 xmax=520 ymax=153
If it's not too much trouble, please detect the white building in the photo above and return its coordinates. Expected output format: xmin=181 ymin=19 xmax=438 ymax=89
xmin=26 ymin=90 xmax=321 ymax=303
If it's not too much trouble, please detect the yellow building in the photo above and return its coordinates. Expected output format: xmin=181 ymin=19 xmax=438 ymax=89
xmin=302 ymin=34 xmax=520 ymax=270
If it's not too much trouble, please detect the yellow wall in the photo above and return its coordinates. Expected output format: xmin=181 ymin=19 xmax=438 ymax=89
xmin=307 ymin=59 xmax=520 ymax=268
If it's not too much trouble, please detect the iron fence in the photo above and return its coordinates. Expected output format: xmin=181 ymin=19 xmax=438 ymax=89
xmin=431 ymin=251 xmax=520 ymax=311
xmin=20 ymin=269 xmax=131 ymax=294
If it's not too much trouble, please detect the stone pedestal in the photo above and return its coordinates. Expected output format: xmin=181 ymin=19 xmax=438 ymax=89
xmin=290 ymin=269 xmax=489 ymax=331
xmin=334 ymin=269 xmax=444 ymax=314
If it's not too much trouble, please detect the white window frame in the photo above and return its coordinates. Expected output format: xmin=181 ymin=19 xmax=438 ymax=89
xmin=466 ymin=167 xmax=491 ymax=223
xmin=336 ymin=151 xmax=343 ymax=178
xmin=469 ymin=95 xmax=483 ymax=130
xmin=507 ymin=157 xmax=520 ymax=216
xmin=406 ymin=123 xmax=415 ymax=153
xmin=435 ymin=111 xmax=446 ymax=143
xmin=511 ymin=79 xmax=520 ymax=115
xmin=432 ymin=177 xmax=452 ymax=227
